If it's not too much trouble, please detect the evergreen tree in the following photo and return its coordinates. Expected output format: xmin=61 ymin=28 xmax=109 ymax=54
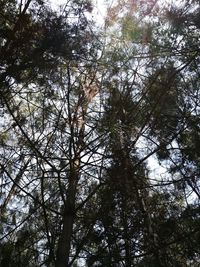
xmin=0 ymin=0 xmax=200 ymax=266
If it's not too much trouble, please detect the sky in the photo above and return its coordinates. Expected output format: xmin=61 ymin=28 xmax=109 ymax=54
xmin=50 ymin=0 xmax=107 ymax=26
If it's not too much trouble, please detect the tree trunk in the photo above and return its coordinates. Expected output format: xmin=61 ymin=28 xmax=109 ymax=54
xmin=55 ymin=163 xmax=78 ymax=267
xmin=55 ymin=80 xmax=96 ymax=266
xmin=56 ymin=112 xmax=85 ymax=266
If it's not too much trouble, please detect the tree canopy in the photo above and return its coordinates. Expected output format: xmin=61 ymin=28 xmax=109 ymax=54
xmin=0 ymin=0 xmax=200 ymax=266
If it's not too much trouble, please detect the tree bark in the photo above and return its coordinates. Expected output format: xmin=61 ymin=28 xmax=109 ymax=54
xmin=55 ymin=163 xmax=78 ymax=267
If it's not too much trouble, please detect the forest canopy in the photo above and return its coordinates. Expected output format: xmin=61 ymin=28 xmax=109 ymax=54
xmin=0 ymin=0 xmax=200 ymax=266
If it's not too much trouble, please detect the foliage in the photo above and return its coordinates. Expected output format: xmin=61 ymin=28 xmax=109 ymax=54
xmin=0 ymin=0 xmax=200 ymax=266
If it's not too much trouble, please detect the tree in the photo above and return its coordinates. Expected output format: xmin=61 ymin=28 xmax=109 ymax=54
xmin=0 ymin=0 xmax=102 ymax=266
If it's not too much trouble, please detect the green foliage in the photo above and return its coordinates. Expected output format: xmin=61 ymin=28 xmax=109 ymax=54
xmin=1 ymin=0 xmax=200 ymax=266
xmin=121 ymin=16 xmax=141 ymax=41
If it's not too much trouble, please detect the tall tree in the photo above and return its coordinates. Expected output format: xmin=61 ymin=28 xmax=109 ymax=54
xmin=0 ymin=0 xmax=103 ymax=266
